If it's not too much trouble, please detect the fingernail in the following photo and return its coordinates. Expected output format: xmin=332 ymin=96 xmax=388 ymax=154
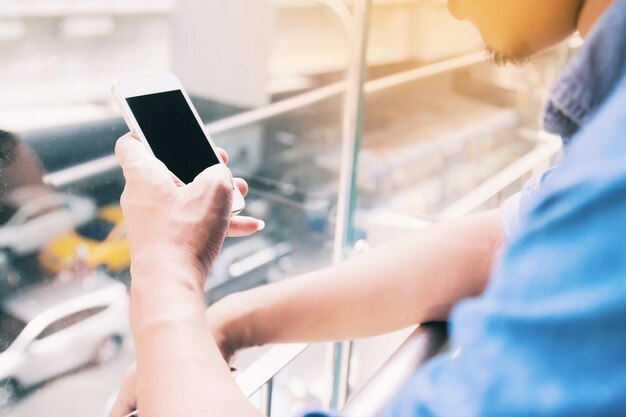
xmin=257 ymin=220 xmax=266 ymax=231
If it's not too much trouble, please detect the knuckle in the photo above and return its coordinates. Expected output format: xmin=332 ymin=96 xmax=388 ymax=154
xmin=114 ymin=135 xmax=132 ymax=159
xmin=119 ymin=190 xmax=129 ymax=209
xmin=215 ymin=177 xmax=233 ymax=196
xmin=208 ymin=179 xmax=233 ymax=210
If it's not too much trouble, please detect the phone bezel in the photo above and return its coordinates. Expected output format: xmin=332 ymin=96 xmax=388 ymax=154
xmin=112 ymin=73 xmax=245 ymax=215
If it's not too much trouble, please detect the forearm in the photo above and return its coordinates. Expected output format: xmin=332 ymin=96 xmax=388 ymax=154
xmin=212 ymin=209 xmax=503 ymax=349
xmin=131 ymin=264 xmax=262 ymax=417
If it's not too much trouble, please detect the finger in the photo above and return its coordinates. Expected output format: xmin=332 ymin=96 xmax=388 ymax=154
xmin=108 ymin=395 xmax=134 ymax=417
xmin=115 ymin=134 xmax=175 ymax=186
xmin=115 ymin=133 xmax=150 ymax=170
xmin=234 ymin=178 xmax=249 ymax=198
xmin=108 ymin=366 xmax=137 ymax=417
xmin=216 ymin=147 xmax=229 ymax=165
xmin=192 ymin=163 xmax=233 ymax=189
xmin=228 ymin=216 xmax=265 ymax=237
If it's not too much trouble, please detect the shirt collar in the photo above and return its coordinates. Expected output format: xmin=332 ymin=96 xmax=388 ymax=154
xmin=542 ymin=0 xmax=626 ymax=141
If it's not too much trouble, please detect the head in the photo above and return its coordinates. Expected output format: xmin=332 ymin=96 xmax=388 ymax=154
xmin=448 ymin=0 xmax=585 ymax=64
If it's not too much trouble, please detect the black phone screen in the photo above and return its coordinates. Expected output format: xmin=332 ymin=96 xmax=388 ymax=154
xmin=126 ymin=90 xmax=221 ymax=184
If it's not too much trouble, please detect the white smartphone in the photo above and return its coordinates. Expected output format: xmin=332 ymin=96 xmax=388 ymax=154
xmin=112 ymin=73 xmax=245 ymax=215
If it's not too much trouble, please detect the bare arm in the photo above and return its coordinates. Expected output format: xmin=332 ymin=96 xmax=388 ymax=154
xmin=211 ymin=209 xmax=503 ymax=352
xmin=130 ymin=265 xmax=262 ymax=417
xmin=114 ymin=134 xmax=262 ymax=417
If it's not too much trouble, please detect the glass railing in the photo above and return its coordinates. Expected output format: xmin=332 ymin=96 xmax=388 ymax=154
xmin=1 ymin=1 xmax=364 ymax=415
xmin=221 ymin=126 xmax=560 ymax=417
xmin=1 ymin=1 xmax=569 ymax=416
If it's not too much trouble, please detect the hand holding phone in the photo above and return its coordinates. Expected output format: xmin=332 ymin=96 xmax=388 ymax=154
xmin=112 ymin=73 xmax=245 ymax=214
xmin=111 ymin=76 xmax=261 ymax=417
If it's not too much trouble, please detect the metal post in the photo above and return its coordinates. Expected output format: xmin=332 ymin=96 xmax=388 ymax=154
xmin=260 ymin=378 xmax=274 ymax=416
xmin=327 ymin=0 xmax=372 ymax=410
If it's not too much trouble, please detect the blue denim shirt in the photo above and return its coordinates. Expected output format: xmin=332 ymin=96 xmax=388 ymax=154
xmin=303 ymin=1 xmax=626 ymax=416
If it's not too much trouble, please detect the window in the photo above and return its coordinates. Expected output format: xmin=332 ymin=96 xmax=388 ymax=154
xmin=36 ymin=306 xmax=108 ymax=340
xmin=76 ymin=217 xmax=116 ymax=242
xmin=23 ymin=202 xmax=63 ymax=223
xmin=0 ymin=311 xmax=27 ymax=353
xmin=0 ymin=204 xmax=18 ymax=226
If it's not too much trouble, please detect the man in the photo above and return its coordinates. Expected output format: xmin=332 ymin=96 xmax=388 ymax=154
xmin=110 ymin=0 xmax=626 ymax=416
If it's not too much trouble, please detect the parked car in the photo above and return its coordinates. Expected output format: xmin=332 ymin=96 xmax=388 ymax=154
xmin=39 ymin=205 xmax=129 ymax=274
xmin=0 ymin=272 xmax=129 ymax=409
xmin=0 ymin=186 xmax=96 ymax=258
xmin=0 ymin=251 xmax=19 ymax=292
xmin=207 ymin=235 xmax=293 ymax=304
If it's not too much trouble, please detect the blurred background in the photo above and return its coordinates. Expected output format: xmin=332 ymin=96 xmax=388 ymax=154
xmin=0 ymin=0 xmax=573 ymax=415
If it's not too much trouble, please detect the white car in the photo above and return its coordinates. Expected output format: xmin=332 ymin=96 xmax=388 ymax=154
xmin=0 ymin=273 xmax=129 ymax=408
xmin=0 ymin=252 xmax=19 ymax=290
xmin=0 ymin=186 xmax=96 ymax=257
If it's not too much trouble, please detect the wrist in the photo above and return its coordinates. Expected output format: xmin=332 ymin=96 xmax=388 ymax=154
xmin=130 ymin=248 xmax=207 ymax=295
xmin=130 ymin=279 xmax=206 ymax=331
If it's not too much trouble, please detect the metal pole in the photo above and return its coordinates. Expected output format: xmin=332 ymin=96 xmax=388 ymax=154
xmin=327 ymin=0 xmax=372 ymax=410
xmin=259 ymin=378 xmax=274 ymax=416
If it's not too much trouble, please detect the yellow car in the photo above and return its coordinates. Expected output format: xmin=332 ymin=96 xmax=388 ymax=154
xmin=39 ymin=205 xmax=130 ymax=274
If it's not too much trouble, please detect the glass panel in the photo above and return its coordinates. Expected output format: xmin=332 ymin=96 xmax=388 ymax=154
xmin=271 ymin=345 xmax=328 ymax=415
xmin=355 ymin=56 xmax=564 ymax=222
xmin=345 ymin=0 xmax=568 ymax=404
xmin=205 ymin=96 xmax=344 ymax=304
xmin=343 ymin=2 xmax=566 ymax=235
xmin=0 ymin=0 xmax=572 ymax=415
xmin=0 ymin=0 xmax=353 ymax=415
xmin=245 ymin=343 xmax=327 ymax=417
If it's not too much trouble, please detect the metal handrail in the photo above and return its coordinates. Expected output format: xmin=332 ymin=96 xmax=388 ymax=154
xmin=327 ymin=0 xmax=371 ymax=409
xmin=341 ymin=323 xmax=448 ymax=417
xmin=236 ymin=343 xmax=309 ymax=396
xmin=43 ymin=51 xmax=487 ymax=189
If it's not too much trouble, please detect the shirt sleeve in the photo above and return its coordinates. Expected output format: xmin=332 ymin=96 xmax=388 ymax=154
xmin=500 ymin=166 xmax=558 ymax=240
